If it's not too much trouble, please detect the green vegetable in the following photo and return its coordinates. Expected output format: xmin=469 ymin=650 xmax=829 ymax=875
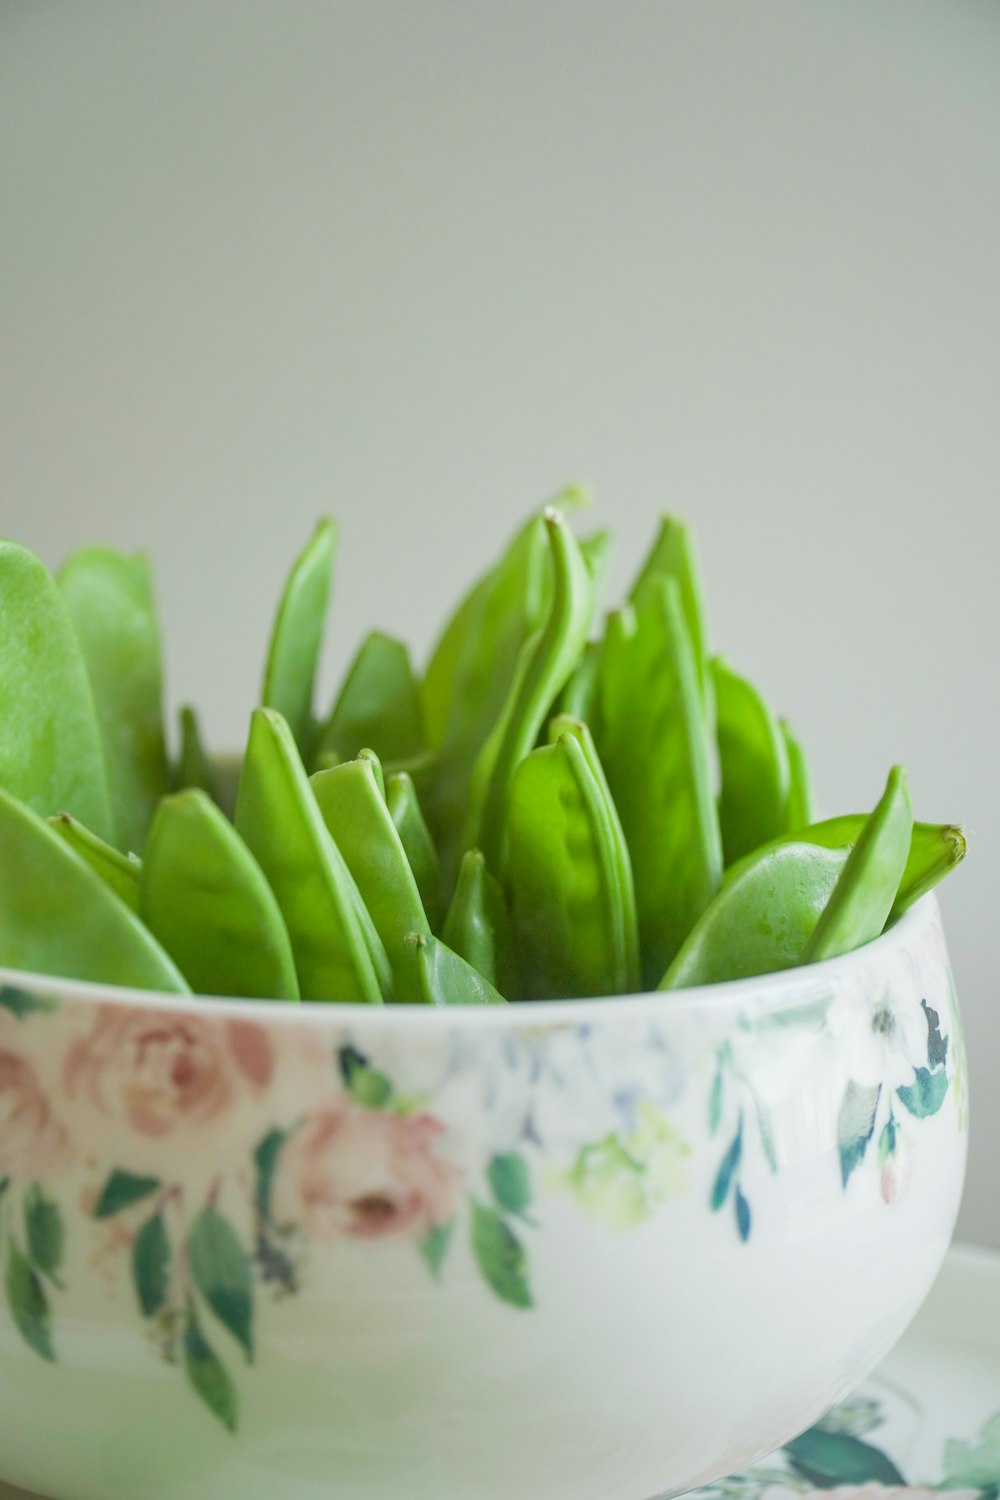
xmin=0 ymin=788 xmax=187 ymax=992
xmin=48 ymin=812 xmax=141 ymax=913
xmin=387 ymin=771 xmax=446 ymax=931
xmin=58 ymin=547 xmax=169 ymax=855
xmin=781 ymin=718 xmax=814 ymax=832
xmin=404 ymin=932 xmax=507 ymax=1005
xmin=0 ymin=540 xmax=113 ymax=841
xmin=141 ymin=790 xmax=299 ymax=1000
xmin=713 ymin=656 xmax=791 ymax=866
xmin=442 ymin=849 xmax=513 ymax=993
xmin=176 ymin=705 xmax=219 ymax=802
xmin=629 ymin=514 xmax=709 ymax=698
xmin=316 ymin=632 xmax=425 ymax=769
xmin=261 ymin=518 xmax=337 ymax=756
xmin=234 ymin=709 xmax=385 ymax=1002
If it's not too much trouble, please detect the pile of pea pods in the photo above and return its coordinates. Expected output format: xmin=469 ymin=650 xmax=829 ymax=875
xmin=0 ymin=495 xmax=966 ymax=1003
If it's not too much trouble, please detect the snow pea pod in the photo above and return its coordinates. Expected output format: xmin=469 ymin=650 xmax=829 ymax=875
xmin=176 ymin=705 xmax=220 ymax=802
xmin=557 ymin=640 xmax=602 ymax=731
xmin=261 ymin=518 xmax=337 ymax=756
xmin=387 ymin=771 xmax=446 ymax=932
xmin=141 ymin=790 xmax=299 ymax=1000
xmin=781 ymin=718 xmax=814 ymax=832
xmin=235 ymin=709 xmax=385 ymax=1003
xmin=48 ymin=813 xmax=141 ymax=913
xmin=442 ymin=848 xmax=514 ymax=992
xmin=0 ymin=789 xmax=187 ymax=992
xmin=311 ymin=757 xmax=430 ymax=1002
xmin=660 ymin=840 xmax=851 ymax=989
xmin=579 ymin=528 xmax=613 ymax=599
xmin=316 ymin=632 xmax=425 ymax=770
xmin=713 ymin=656 xmax=791 ymax=866
xmin=629 ymin=515 xmax=710 ymax=698
xmin=0 ymin=541 xmax=113 ymax=841
xmin=58 ymin=547 xmax=169 ymax=855
xmin=598 ymin=579 xmax=722 ymax=986
xmin=804 ymin=767 xmax=913 ymax=963
xmin=504 ymin=718 xmax=639 ymax=999
xmin=467 ymin=509 xmax=594 ymax=871
xmin=404 ymin=932 xmax=506 ymax=1005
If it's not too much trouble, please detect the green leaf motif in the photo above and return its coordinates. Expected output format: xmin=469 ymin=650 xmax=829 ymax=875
xmin=470 ymin=1202 xmax=533 ymax=1309
xmin=734 ymin=1186 xmax=752 ymax=1243
xmin=419 ymin=1220 xmax=454 ymax=1279
xmin=93 ymin=1169 xmax=162 ymax=1219
xmin=24 ymin=1184 xmax=64 ymax=1284
xmin=897 ymin=1066 xmax=949 ymax=1119
xmin=133 ymin=1214 xmax=171 ymax=1318
xmin=4 ymin=1239 xmax=54 ymax=1362
xmin=711 ymin=1120 xmax=743 ymax=1212
xmin=943 ymin=1414 xmax=1000 ymax=1490
xmin=708 ymin=1070 xmax=724 ymax=1135
xmin=487 ymin=1153 xmax=533 ymax=1221
xmin=922 ymin=999 xmax=949 ymax=1070
xmin=188 ymin=1208 xmax=255 ymax=1362
xmin=253 ymin=1129 xmax=286 ymax=1223
xmin=784 ymin=1428 xmax=905 ymax=1488
xmin=183 ymin=1309 xmax=238 ymax=1433
xmin=816 ymin=1395 xmax=885 ymax=1440
xmin=0 ymin=985 xmax=56 ymax=1020
xmin=837 ymin=1083 xmax=881 ymax=1188
xmin=878 ymin=1115 xmax=898 ymax=1169
xmin=337 ymin=1042 xmax=393 ymax=1109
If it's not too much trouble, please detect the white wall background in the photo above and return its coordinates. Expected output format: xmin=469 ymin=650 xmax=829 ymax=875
xmin=1 ymin=2 xmax=997 ymax=1243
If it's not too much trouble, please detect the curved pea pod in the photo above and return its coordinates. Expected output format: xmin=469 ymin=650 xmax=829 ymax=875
xmin=660 ymin=841 xmax=851 ymax=989
xmin=556 ymin=640 xmax=603 ymax=731
xmin=235 ymin=709 xmax=385 ymax=1003
xmin=504 ymin=719 xmax=640 ymax=999
xmin=467 ymin=509 xmax=594 ymax=870
xmin=629 ymin=515 xmax=710 ymax=698
xmin=0 ymin=789 xmax=187 ymax=992
xmin=387 ymin=772 xmax=446 ymax=931
xmin=316 ymin=631 xmax=425 ymax=770
xmin=442 ymin=848 xmax=514 ymax=992
xmin=598 ymin=579 xmax=722 ymax=986
xmin=780 ymin=718 xmax=814 ymax=831
xmin=579 ymin=529 xmax=613 ymax=598
xmin=48 ymin=813 xmax=141 ymax=913
xmin=404 ymin=932 xmax=507 ymax=1005
xmin=141 ymin=790 xmax=299 ymax=1000
xmin=804 ymin=767 xmax=913 ymax=963
xmin=0 ymin=541 xmax=113 ymax=841
xmin=176 ymin=705 xmax=220 ymax=801
xmin=58 ymin=547 xmax=169 ymax=855
xmin=261 ymin=518 xmax=338 ymax=756
xmin=311 ymin=758 xmax=430 ymax=1001
xmin=712 ymin=656 xmax=791 ymax=866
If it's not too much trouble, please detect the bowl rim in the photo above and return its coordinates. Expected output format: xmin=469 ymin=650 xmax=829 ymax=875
xmin=0 ymin=893 xmax=942 ymax=1028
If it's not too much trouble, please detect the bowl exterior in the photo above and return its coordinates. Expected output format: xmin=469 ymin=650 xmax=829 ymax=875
xmin=0 ymin=900 xmax=967 ymax=1500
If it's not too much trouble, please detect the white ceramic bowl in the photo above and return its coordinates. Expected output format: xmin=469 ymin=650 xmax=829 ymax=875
xmin=0 ymin=895 xmax=966 ymax=1500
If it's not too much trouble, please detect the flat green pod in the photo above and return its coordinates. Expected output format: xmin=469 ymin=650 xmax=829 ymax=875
xmin=598 ymin=580 xmax=722 ymax=986
xmin=0 ymin=540 xmax=113 ymax=842
xmin=804 ymin=767 xmax=913 ymax=963
xmin=176 ymin=705 xmax=220 ymax=802
xmin=0 ymin=789 xmax=187 ymax=992
xmin=58 ymin=547 xmax=169 ymax=855
xmin=261 ymin=519 xmax=338 ymax=755
xmin=660 ymin=841 xmax=851 ymax=989
xmin=234 ymin=709 xmax=385 ymax=1003
xmin=311 ymin=758 xmax=429 ymax=1002
xmin=404 ymin=932 xmax=507 ymax=1006
xmin=48 ymin=813 xmax=141 ymax=913
xmin=781 ymin=718 xmax=814 ymax=832
xmin=557 ymin=639 xmax=603 ymax=731
xmin=141 ymin=791 xmax=300 ymax=1000
xmin=713 ymin=656 xmax=791 ymax=867
xmin=442 ymin=848 xmax=514 ymax=992
xmin=629 ymin=515 xmax=710 ymax=697
xmin=579 ymin=529 xmax=613 ymax=599
xmin=316 ymin=632 xmax=425 ymax=769
xmin=387 ymin=772 xmax=446 ymax=932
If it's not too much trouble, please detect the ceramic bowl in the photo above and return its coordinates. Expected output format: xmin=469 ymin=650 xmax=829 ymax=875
xmin=0 ymin=895 xmax=966 ymax=1500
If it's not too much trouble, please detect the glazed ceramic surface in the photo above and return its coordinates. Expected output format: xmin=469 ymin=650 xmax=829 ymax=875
xmin=0 ymin=897 xmax=967 ymax=1500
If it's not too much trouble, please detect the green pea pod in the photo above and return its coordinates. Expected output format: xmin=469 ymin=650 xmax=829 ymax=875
xmin=357 ymin=747 xmax=386 ymax=800
xmin=310 ymin=758 xmax=430 ymax=1002
xmin=781 ymin=718 xmax=814 ymax=831
xmin=57 ymin=547 xmax=169 ymax=855
xmin=660 ymin=841 xmax=851 ymax=989
xmin=0 ymin=789 xmax=187 ymax=992
xmin=504 ymin=719 xmax=640 ymax=998
xmin=387 ymin=772 xmax=446 ymax=932
xmin=442 ymin=848 xmax=514 ymax=992
xmin=316 ymin=632 xmax=426 ymax=769
xmin=579 ymin=529 xmax=613 ymax=599
xmin=48 ymin=813 xmax=141 ymax=913
xmin=404 ymin=932 xmax=506 ymax=1006
xmin=261 ymin=519 xmax=338 ymax=756
xmin=557 ymin=640 xmax=602 ymax=731
xmin=713 ymin=656 xmax=791 ymax=866
xmin=0 ymin=541 xmax=113 ymax=841
xmin=234 ymin=708 xmax=385 ymax=1003
xmin=467 ymin=509 xmax=594 ymax=870
xmin=176 ymin=705 xmax=220 ymax=802
xmin=804 ymin=766 xmax=913 ymax=963
xmin=141 ymin=790 xmax=300 ymax=1000
xmin=629 ymin=515 xmax=710 ymax=697
xmin=598 ymin=579 xmax=722 ymax=986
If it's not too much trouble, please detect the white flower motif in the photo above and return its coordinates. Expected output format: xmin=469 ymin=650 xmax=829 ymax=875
xmin=826 ymin=980 xmax=929 ymax=1091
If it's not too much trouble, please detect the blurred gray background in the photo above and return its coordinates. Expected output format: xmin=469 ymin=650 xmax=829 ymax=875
xmin=1 ymin=1 xmax=997 ymax=1243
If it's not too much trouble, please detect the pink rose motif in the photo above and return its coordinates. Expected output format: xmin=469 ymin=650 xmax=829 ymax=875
xmin=880 ymin=1141 xmax=912 ymax=1205
xmin=0 ymin=1047 xmax=71 ymax=1181
xmin=273 ymin=1101 xmax=461 ymax=1240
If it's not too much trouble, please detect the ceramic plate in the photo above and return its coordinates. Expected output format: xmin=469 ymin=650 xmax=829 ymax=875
xmin=1 ymin=1245 xmax=997 ymax=1500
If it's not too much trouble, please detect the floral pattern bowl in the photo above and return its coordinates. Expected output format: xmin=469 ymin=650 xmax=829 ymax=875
xmin=0 ymin=895 xmax=966 ymax=1500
